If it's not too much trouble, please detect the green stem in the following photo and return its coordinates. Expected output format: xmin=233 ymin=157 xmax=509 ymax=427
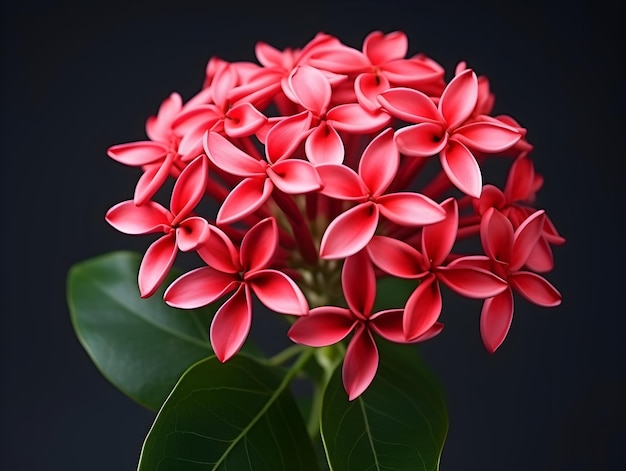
xmin=267 ymin=344 xmax=307 ymax=366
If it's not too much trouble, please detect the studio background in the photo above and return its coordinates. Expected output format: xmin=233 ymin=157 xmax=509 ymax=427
xmin=2 ymin=1 xmax=624 ymax=470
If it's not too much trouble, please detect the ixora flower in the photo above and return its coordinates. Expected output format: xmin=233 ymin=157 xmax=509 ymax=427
xmin=68 ymin=30 xmax=565 ymax=470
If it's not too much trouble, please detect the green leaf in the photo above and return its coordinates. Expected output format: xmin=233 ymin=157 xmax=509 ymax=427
xmin=320 ymin=342 xmax=448 ymax=471
xmin=374 ymin=276 xmax=419 ymax=312
xmin=67 ymin=251 xmax=215 ymax=410
xmin=138 ymin=353 xmax=319 ymax=471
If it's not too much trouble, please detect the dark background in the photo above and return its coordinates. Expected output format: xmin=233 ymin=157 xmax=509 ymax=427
xmin=2 ymin=0 xmax=624 ymax=469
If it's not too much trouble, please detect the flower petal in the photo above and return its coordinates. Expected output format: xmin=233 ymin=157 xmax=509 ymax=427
xmin=377 ymin=87 xmax=441 ymax=123
xmin=358 ymin=128 xmax=398 ymax=196
xmin=265 ymin=111 xmax=312 ymax=163
xmin=105 ymin=200 xmax=171 ymax=235
xmin=204 ymin=132 xmax=266 ymax=177
xmin=326 ymin=104 xmax=391 ymax=133
xmin=224 ymin=102 xmax=267 ymax=138
xmin=377 ymin=192 xmax=446 ymax=226
xmin=343 ymin=325 xmax=379 ymax=400
xmin=197 ymin=225 xmax=240 ymax=273
xmin=107 ymin=141 xmax=168 ymax=166
xmin=367 ymin=235 xmax=425 ymax=278
xmin=217 ymin=177 xmax=273 ymax=226
xmin=317 ymin=164 xmax=368 ymax=200
xmin=369 ymin=309 xmax=406 ymax=342
xmin=403 ymin=274 xmax=442 ymax=340
xmin=267 ymin=159 xmax=322 ymax=194
xmin=288 ymin=65 xmax=331 ymax=115
xmin=176 ymin=216 xmax=211 ymax=252
xmin=480 ymin=208 xmax=514 ymax=264
xmin=436 ymin=266 xmax=508 ymax=299
xmin=342 ymin=250 xmax=376 ymax=318
xmin=510 ymin=210 xmax=545 ymax=271
xmin=133 ymin=153 xmax=175 ymax=205
xmin=138 ymin=233 xmax=177 ymax=298
xmin=394 ymin=123 xmax=448 ymax=157
xmin=164 ymin=266 xmax=238 ymax=309
xmin=319 ymin=202 xmax=379 ymax=259
xmin=305 ymin=122 xmax=345 ymax=165
xmin=439 ymin=68 xmax=477 ymax=129
xmin=454 ymin=121 xmax=521 ymax=153
xmin=505 ymin=155 xmax=535 ymax=203
xmin=170 ymin=154 xmax=209 ymax=222
xmin=247 ymin=269 xmax=309 ymax=315
xmin=421 ymin=197 xmax=458 ymax=266
xmin=210 ymin=285 xmax=253 ymax=362
xmin=440 ymin=139 xmax=483 ymax=198
xmin=509 ymin=271 xmax=562 ymax=307
xmin=480 ymin=289 xmax=514 ymax=354
xmin=240 ymin=217 xmax=277 ymax=272
xmin=354 ymin=72 xmax=390 ymax=112
xmin=288 ymin=307 xmax=356 ymax=346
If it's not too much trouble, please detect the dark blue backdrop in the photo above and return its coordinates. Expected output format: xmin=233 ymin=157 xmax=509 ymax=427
xmin=2 ymin=1 xmax=624 ymax=469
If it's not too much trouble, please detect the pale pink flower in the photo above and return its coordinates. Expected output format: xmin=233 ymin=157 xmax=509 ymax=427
xmin=165 ymin=217 xmax=309 ymax=362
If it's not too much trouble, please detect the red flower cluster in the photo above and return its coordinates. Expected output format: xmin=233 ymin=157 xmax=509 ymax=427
xmin=105 ymin=31 xmax=564 ymax=400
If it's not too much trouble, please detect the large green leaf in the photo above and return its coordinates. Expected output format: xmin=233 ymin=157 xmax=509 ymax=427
xmin=138 ymin=354 xmax=319 ymax=470
xmin=321 ymin=342 xmax=448 ymax=471
xmin=67 ymin=251 xmax=214 ymax=410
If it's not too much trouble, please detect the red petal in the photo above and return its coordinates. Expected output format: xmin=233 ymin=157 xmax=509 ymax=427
xmin=367 ymin=235 xmax=425 ymax=278
xmin=480 ymin=208 xmax=514 ymax=264
xmin=439 ymin=69 xmax=477 ymax=129
xmin=172 ymin=105 xmax=220 ymax=137
xmin=288 ymin=307 xmax=356 ymax=346
xmin=377 ymin=192 xmax=446 ymax=226
xmin=363 ymin=30 xmax=408 ymax=64
xmin=343 ymin=326 xmax=379 ymax=400
xmin=342 ymin=250 xmax=376 ymax=318
xmin=224 ymin=102 xmax=267 ymax=138
xmin=305 ymin=122 xmax=345 ymax=165
xmin=307 ymin=46 xmax=370 ymax=73
xmin=240 ymin=217 xmax=277 ymax=272
xmin=394 ymin=123 xmax=448 ymax=157
xmin=524 ymin=237 xmax=555 ymax=273
xmin=317 ymin=164 xmax=368 ymax=200
xmin=509 ymin=271 xmax=562 ymax=307
xmin=369 ymin=309 xmax=406 ymax=342
xmin=377 ymin=87 xmax=442 ymax=123
xmin=437 ymin=266 xmax=508 ymax=299
xmin=358 ymin=128 xmax=398 ymax=197
xmin=164 ymin=266 xmax=238 ymax=309
xmin=146 ymin=92 xmax=183 ymax=141
xmin=216 ymin=177 xmax=273 ymax=225
xmin=448 ymin=255 xmax=493 ymax=271
xmin=176 ymin=216 xmax=211 ymax=252
xmin=265 ymin=111 xmax=312 ymax=162
xmin=403 ymin=274 xmax=442 ymax=340
xmin=381 ymin=58 xmax=445 ymax=90
xmin=210 ymin=285 xmax=253 ymax=362
xmin=107 ymin=141 xmax=167 ymax=166
xmin=510 ymin=210 xmax=545 ymax=271
xmin=170 ymin=154 xmax=209 ymax=222
xmin=138 ymin=233 xmax=177 ymax=298
xmin=197 ymin=225 xmax=240 ymax=273
xmin=288 ymin=65 xmax=331 ymax=115
xmin=247 ymin=269 xmax=309 ymax=315
xmin=133 ymin=153 xmax=175 ymax=206
xmin=319 ymin=202 xmax=379 ymax=259
xmin=267 ymin=159 xmax=322 ymax=194
xmin=421 ymin=198 xmax=458 ymax=266
xmin=505 ymin=155 xmax=535 ymax=203
xmin=105 ymin=200 xmax=171 ymax=235
xmin=326 ymin=104 xmax=391 ymax=133
xmin=440 ymin=140 xmax=482 ymax=198
xmin=204 ymin=132 xmax=266 ymax=176
xmin=475 ymin=185 xmax=506 ymax=215
xmin=354 ymin=72 xmax=390 ymax=112
xmin=255 ymin=41 xmax=282 ymax=67
xmin=480 ymin=289 xmax=514 ymax=354
xmin=454 ymin=121 xmax=521 ymax=153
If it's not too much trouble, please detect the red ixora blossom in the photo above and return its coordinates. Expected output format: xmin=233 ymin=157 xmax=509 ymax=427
xmin=104 ymin=30 xmax=564 ymax=399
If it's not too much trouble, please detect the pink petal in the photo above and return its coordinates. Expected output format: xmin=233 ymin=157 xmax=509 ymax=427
xmin=288 ymin=65 xmax=331 ymax=115
xmin=381 ymin=58 xmax=445 ymax=90
xmin=326 ymin=104 xmax=391 ymax=133
xmin=247 ymin=269 xmax=309 ymax=315
xmin=317 ymin=164 xmax=368 ymax=200
xmin=367 ymin=235 xmax=425 ymax=278
xmin=171 ymin=105 xmax=220 ymax=137
xmin=307 ymin=46 xmax=370 ymax=73
xmin=505 ymin=155 xmax=535 ymax=203
xmin=509 ymin=271 xmax=562 ymax=307
xmin=440 ymin=139 xmax=483 ymax=198
xmin=107 ymin=141 xmax=168 ymax=166
xmin=255 ymin=41 xmax=283 ymax=68
xmin=343 ymin=325 xmax=379 ymax=400
xmin=358 ymin=128 xmax=398 ymax=197
xmin=319 ymin=202 xmax=380 ymax=259
xmin=197 ymin=225 xmax=240 ymax=273
xmin=288 ymin=307 xmax=357 ymax=346
xmin=524 ymin=237 xmax=554 ymax=273
xmin=138 ymin=233 xmax=178 ymax=298
xmin=224 ymin=102 xmax=267 ymax=138
xmin=267 ymin=159 xmax=322 ymax=194
xmin=305 ymin=122 xmax=345 ymax=165
xmin=403 ymin=274 xmax=442 ymax=340
xmin=133 ymin=153 xmax=175 ymax=206
xmin=439 ymin=69 xmax=477 ymax=129
xmin=394 ymin=123 xmax=448 ymax=157
xmin=210 ymin=285 xmax=253 ymax=362
xmin=217 ymin=177 xmax=274 ymax=226
xmin=354 ymin=72 xmax=390 ymax=112
xmin=447 ymin=255 xmax=494 ymax=271
xmin=204 ymin=132 xmax=266 ymax=177
xmin=510 ymin=210 xmax=545 ymax=271
xmin=164 ymin=266 xmax=238 ymax=309
xmin=480 ymin=208 xmax=514 ymax=264
xmin=377 ymin=192 xmax=446 ymax=226
xmin=265 ymin=111 xmax=313 ymax=163
xmin=454 ymin=121 xmax=521 ymax=153
xmin=240 ymin=217 xmax=277 ymax=272
xmin=475 ymin=185 xmax=506 ymax=215
xmin=436 ymin=266 xmax=508 ymax=299
xmin=342 ymin=250 xmax=376 ymax=318
xmin=170 ymin=154 xmax=209 ymax=222
xmin=146 ymin=92 xmax=183 ymax=141
xmin=377 ymin=87 xmax=442 ymax=123
xmin=369 ymin=309 xmax=406 ymax=342
xmin=105 ymin=200 xmax=171 ymax=235
xmin=421 ymin=198 xmax=458 ymax=266
xmin=210 ymin=63 xmax=238 ymax=106
xmin=480 ymin=289 xmax=514 ymax=354
xmin=363 ymin=30 xmax=408 ymax=64
xmin=176 ymin=216 xmax=211 ymax=252
xmin=411 ymin=322 xmax=444 ymax=343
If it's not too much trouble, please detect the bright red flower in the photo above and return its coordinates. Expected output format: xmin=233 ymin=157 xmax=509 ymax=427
xmin=378 ymin=68 xmax=522 ymax=198
xmin=317 ymin=128 xmax=444 ymax=259
xmin=367 ymin=198 xmax=508 ymax=340
xmin=164 ymin=217 xmax=309 ymax=362
xmin=288 ymin=249 xmax=442 ymax=400
xmin=105 ymin=154 xmax=211 ymax=298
